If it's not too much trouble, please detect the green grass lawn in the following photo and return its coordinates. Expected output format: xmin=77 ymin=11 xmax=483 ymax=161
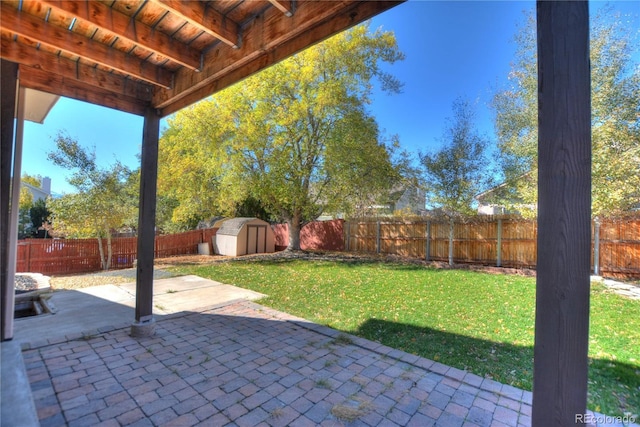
xmin=170 ymin=258 xmax=640 ymax=416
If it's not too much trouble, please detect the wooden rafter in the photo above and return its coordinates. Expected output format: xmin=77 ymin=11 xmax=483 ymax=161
xmin=1 ymin=3 xmax=173 ymax=88
xmin=268 ymin=0 xmax=294 ymax=17
xmin=1 ymin=37 xmax=152 ymax=102
xmin=40 ymin=0 xmax=202 ymax=71
xmin=155 ymin=0 xmax=400 ymax=115
xmin=0 ymin=0 xmax=403 ymax=114
xmin=149 ymin=0 xmax=240 ymax=49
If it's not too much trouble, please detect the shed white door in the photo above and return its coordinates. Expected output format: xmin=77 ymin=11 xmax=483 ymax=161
xmin=246 ymin=225 xmax=267 ymax=254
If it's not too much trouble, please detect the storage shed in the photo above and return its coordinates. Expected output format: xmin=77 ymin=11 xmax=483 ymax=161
xmin=214 ymin=218 xmax=275 ymax=256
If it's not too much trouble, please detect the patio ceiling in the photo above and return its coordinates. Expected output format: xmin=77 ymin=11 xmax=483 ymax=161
xmin=0 ymin=0 xmax=402 ymax=117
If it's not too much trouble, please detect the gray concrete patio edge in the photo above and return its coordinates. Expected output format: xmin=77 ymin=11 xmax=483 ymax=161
xmin=1 ymin=340 xmax=39 ymax=426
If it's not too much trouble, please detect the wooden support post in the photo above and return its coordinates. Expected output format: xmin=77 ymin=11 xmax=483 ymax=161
xmin=376 ymin=221 xmax=381 ymax=254
xmin=533 ymin=2 xmax=591 ymax=425
xmin=132 ymin=107 xmax=160 ymax=337
xmin=1 ymin=60 xmax=18 ymax=342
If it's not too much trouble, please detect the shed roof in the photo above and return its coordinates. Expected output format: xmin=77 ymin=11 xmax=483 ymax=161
xmin=217 ymin=217 xmax=266 ymax=236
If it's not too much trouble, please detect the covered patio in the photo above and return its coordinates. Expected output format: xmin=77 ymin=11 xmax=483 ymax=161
xmin=3 ymin=1 xmax=595 ymax=426
xmin=15 ymin=277 xmax=535 ymax=426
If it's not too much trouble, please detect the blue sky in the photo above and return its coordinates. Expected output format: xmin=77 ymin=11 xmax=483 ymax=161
xmin=21 ymin=1 xmax=639 ymax=195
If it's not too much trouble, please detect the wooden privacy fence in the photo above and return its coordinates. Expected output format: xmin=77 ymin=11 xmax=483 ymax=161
xmin=345 ymin=217 xmax=640 ymax=279
xmin=16 ymin=228 xmax=218 ymax=276
xmin=272 ymin=219 xmax=345 ymax=251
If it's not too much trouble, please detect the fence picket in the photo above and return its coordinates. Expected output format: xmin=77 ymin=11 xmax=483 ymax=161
xmin=16 ymin=228 xmax=218 ymax=276
xmin=345 ymin=217 xmax=640 ymax=279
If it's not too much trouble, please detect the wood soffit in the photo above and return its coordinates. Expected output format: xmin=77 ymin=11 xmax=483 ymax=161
xmin=1 ymin=0 xmax=403 ymax=117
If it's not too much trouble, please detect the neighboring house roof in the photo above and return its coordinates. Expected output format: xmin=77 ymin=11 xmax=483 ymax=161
xmin=474 ymin=172 xmax=536 ymax=215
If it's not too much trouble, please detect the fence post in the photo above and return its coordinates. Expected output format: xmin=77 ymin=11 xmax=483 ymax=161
xmin=376 ymin=221 xmax=381 ymax=254
xmin=26 ymin=241 xmax=31 ymax=272
xmin=448 ymin=218 xmax=454 ymax=266
xmin=425 ymin=221 xmax=431 ymax=261
xmin=345 ymin=222 xmax=350 ymax=252
xmin=497 ymin=218 xmax=503 ymax=268
xmin=593 ymin=217 xmax=600 ymax=276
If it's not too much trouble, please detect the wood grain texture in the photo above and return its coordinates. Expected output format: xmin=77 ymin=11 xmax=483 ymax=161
xmin=533 ymin=1 xmax=591 ymax=425
xmin=41 ymin=0 xmax=202 ymax=70
xmin=149 ymin=0 xmax=240 ymax=48
xmin=154 ymin=0 xmax=403 ymax=115
xmin=1 ymin=3 xmax=173 ymax=88
xmin=18 ymin=65 xmax=148 ymax=116
xmin=1 ymin=37 xmax=153 ymax=101
xmin=135 ymin=108 xmax=161 ymax=322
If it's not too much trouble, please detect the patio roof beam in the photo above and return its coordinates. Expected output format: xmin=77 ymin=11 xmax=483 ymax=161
xmin=39 ymin=0 xmax=202 ymax=71
xmin=148 ymin=0 xmax=240 ymax=49
xmin=18 ymin=65 xmax=149 ymax=116
xmin=532 ymin=1 xmax=591 ymax=425
xmin=0 ymin=3 xmax=173 ymax=89
xmin=1 ymin=38 xmax=153 ymax=103
xmin=153 ymin=0 xmax=401 ymax=116
xmin=268 ymin=0 xmax=295 ymax=17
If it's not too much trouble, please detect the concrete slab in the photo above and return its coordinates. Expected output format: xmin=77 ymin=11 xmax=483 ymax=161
xmin=12 ymin=275 xmax=266 ymax=347
xmin=153 ymin=282 xmax=265 ymax=314
xmin=0 ymin=340 xmax=39 ymax=427
xmin=118 ymin=274 xmax=229 ymax=295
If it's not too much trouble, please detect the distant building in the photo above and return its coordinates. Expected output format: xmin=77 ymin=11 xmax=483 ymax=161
xmin=22 ymin=177 xmax=52 ymax=202
xmin=474 ymin=173 xmax=535 ymax=215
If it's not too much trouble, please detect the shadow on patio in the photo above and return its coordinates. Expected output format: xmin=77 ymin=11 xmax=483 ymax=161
xmin=14 ymin=289 xmax=537 ymax=426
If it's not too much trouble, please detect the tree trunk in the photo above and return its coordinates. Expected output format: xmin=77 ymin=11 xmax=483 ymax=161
xmin=106 ymin=233 xmax=113 ymax=271
xmin=287 ymin=212 xmax=302 ymax=251
xmin=97 ymin=235 xmax=107 ymax=270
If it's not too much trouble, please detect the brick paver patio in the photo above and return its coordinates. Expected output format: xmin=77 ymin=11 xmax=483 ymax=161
xmin=22 ymin=300 xmax=537 ymax=426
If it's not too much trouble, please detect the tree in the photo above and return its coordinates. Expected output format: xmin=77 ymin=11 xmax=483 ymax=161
xmin=18 ymin=186 xmax=33 ymax=238
xmin=17 ymin=174 xmax=43 ymax=238
xmin=420 ymin=98 xmax=493 ymax=216
xmin=492 ymin=7 xmax=640 ymax=217
xmin=159 ymin=24 xmax=407 ymax=249
xmin=420 ymin=98 xmax=493 ymax=265
xmin=47 ymin=132 xmax=137 ymax=269
xmin=29 ymin=198 xmax=51 ymax=238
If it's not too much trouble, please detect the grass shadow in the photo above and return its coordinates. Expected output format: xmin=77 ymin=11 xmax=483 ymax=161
xmin=355 ymin=318 xmax=639 ymax=416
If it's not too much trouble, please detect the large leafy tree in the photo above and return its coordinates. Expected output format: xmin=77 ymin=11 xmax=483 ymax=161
xmin=159 ymin=24 xmax=407 ymax=249
xmin=47 ymin=133 xmax=137 ymax=269
xmin=492 ymin=8 xmax=640 ymax=217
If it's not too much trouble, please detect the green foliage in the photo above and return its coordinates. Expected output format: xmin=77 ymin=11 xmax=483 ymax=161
xmin=21 ymin=174 xmax=42 ymax=188
xmin=29 ymin=198 xmax=51 ymax=238
xmin=492 ymin=8 xmax=640 ymax=217
xmin=158 ymin=24 xmax=408 ymax=247
xmin=17 ymin=186 xmax=34 ymax=238
xmin=47 ymin=132 xmax=137 ymax=269
xmin=420 ymin=98 xmax=493 ymax=217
